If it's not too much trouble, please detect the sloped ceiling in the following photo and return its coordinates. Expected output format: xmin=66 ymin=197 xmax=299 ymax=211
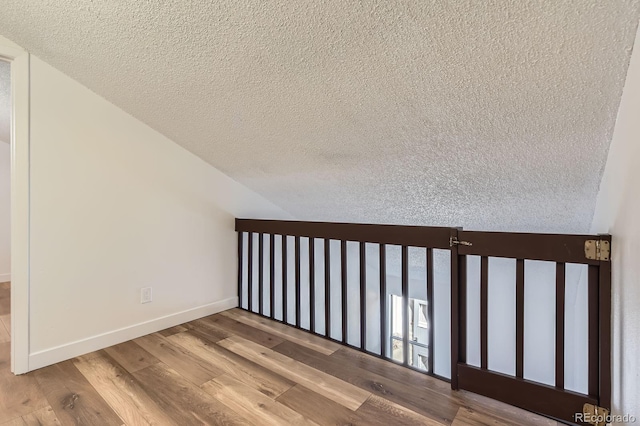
xmin=1 ymin=1 xmax=639 ymax=232
xmin=0 ymin=61 xmax=9 ymax=144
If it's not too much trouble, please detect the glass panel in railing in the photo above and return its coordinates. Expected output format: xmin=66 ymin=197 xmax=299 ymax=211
xmin=345 ymin=241 xmax=361 ymax=347
xmin=433 ymin=249 xmax=451 ymax=378
xmin=524 ymin=260 xmax=556 ymax=386
xmin=251 ymin=232 xmax=260 ymax=313
xmin=466 ymin=255 xmax=481 ymax=367
xmin=272 ymin=235 xmax=283 ymax=321
xmin=240 ymin=232 xmax=249 ymax=310
xmin=328 ymin=239 xmax=343 ymax=341
xmin=564 ymin=263 xmax=588 ymax=395
xmin=261 ymin=234 xmax=271 ymax=317
xmin=312 ymin=238 xmax=326 ymax=336
xmin=299 ymin=237 xmax=311 ymax=331
xmin=487 ymin=257 xmax=516 ymax=376
xmin=285 ymin=235 xmax=296 ymax=326
xmin=364 ymin=243 xmax=381 ymax=355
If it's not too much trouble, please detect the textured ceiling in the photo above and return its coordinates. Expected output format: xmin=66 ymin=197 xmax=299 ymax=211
xmin=1 ymin=1 xmax=639 ymax=233
xmin=0 ymin=60 xmax=9 ymax=144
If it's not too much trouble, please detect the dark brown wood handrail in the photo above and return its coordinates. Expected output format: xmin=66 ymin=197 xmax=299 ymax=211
xmin=235 ymin=219 xmax=453 ymax=249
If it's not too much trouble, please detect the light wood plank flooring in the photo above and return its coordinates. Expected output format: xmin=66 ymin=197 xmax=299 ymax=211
xmin=0 ymin=282 xmax=559 ymax=425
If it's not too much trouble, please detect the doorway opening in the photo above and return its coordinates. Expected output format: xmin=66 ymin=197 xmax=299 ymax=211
xmin=0 ymin=59 xmax=11 ymax=348
xmin=0 ymin=39 xmax=29 ymax=375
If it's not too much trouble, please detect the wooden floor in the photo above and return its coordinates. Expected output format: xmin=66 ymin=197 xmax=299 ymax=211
xmin=0 ymin=282 xmax=559 ymax=425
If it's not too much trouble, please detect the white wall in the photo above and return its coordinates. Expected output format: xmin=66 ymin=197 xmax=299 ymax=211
xmin=25 ymin=55 xmax=291 ymax=369
xmin=591 ymin=25 xmax=640 ymax=421
xmin=0 ymin=141 xmax=9 ymax=282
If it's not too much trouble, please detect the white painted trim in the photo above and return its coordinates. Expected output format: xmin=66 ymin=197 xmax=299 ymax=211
xmin=0 ymin=37 xmax=24 ymax=60
xmin=0 ymin=37 xmax=30 ymax=375
xmin=28 ymin=297 xmax=238 ymax=371
xmin=0 ymin=274 xmax=10 ymax=282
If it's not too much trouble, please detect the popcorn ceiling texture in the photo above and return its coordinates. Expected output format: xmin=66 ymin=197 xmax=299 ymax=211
xmin=1 ymin=1 xmax=639 ymax=232
xmin=0 ymin=61 xmax=9 ymax=144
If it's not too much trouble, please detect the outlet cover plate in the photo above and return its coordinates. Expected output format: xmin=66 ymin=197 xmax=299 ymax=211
xmin=141 ymin=287 xmax=152 ymax=304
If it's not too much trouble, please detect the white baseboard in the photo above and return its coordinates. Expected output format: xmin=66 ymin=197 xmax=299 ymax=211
xmin=0 ymin=273 xmax=10 ymax=283
xmin=28 ymin=296 xmax=238 ymax=371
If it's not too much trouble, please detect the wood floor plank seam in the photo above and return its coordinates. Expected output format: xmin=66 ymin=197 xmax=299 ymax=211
xmin=31 ymin=360 xmax=125 ymax=426
xmin=275 ymin=384 xmax=363 ymax=426
xmin=200 ymin=374 xmax=319 ymax=426
xmin=197 ymin=314 xmax=284 ymax=349
xmin=217 ymin=334 xmax=371 ymax=411
xmin=5 ymin=406 xmax=62 ymax=426
xmin=220 ymin=309 xmax=342 ymax=355
xmin=133 ymin=332 xmax=224 ymax=386
xmin=102 ymin=340 xmax=160 ymax=374
xmin=168 ymin=330 xmax=296 ymax=399
xmin=355 ymin=395 xmax=447 ymax=426
xmin=72 ymin=350 xmax=177 ymax=426
xmin=131 ymin=362 xmax=250 ymax=425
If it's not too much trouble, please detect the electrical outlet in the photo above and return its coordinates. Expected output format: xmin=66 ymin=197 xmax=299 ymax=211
xmin=141 ymin=287 xmax=152 ymax=304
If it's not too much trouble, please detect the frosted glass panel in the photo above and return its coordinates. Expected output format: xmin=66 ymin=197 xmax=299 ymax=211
xmin=272 ymin=236 xmax=283 ymax=321
xmin=487 ymin=257 xmax=516 ymax=376
xmin=565 ymin=263 xmax=588 ymax=394
xmin=524 ymin=260 xmax=555 ymax=386
xmin=465 ymin=255 xmax=481 ymax=367
xmin=345 ymin=242 xmax=361 ymax=346
xmin=385 ymin=245 xmax=402 ymax=297
xmin=328 ymin=240 xmax=342 ymax=340
xmin=313 ymin=238 xmax=326 ymax=335
xmin=240 ymin=233 xmax=249 ymax=310
xmin=365 ymin=243 xmax=381 ymax=354
xmin=251 ymin=233 xmax=260 ymax=313
xmin=408 ymin=247 xmax=427 ymax=300
xmin=433 ymin=249 xmax=451 ymax=378
xmin=285 ymin=236 xmax=296 ymax=325
xmin=299 ymin=238 xmax=311 ymax=331
xmin=261 ymin=234 xmax=271 ymax=317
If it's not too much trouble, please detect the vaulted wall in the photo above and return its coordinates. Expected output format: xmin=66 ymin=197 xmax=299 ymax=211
xmin=591 ymin=23 xmax=640 ymax=421
xmin=1 ymin=34 xmax=291 ymax=370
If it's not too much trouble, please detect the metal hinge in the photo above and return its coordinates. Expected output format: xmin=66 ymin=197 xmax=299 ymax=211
xmin=449 ymin=236 xmax=472 ymax=247
xmin=585 ymin=240 xmax=610 ymax=261
xmin=582 ymin=403 xmax=610 ymax=426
